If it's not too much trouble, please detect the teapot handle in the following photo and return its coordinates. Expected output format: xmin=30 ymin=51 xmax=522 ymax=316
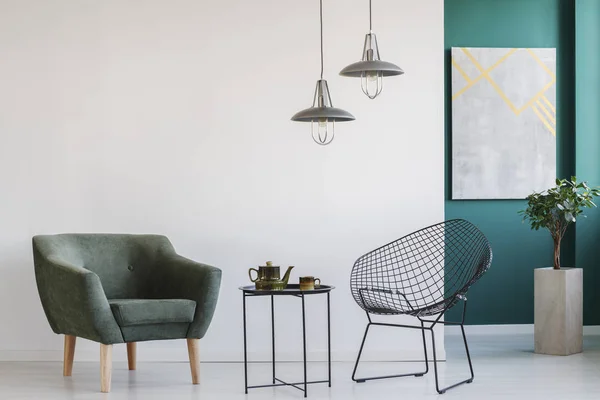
xmin=248 ymin=268 xmax=259 ymax=282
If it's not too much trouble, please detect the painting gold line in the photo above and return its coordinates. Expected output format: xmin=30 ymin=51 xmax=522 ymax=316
xmin=515 ymin=79 xmax=556 ymax=115
xmin=532 ymin=105 xmax=556 ymax=136
xmin=535 ymin=99 xmax=556 ymax=124
xmin=526 ymin=48 xmax=556 ymax=80
xmin=541 ymin=95 xmax=556 ymax=113
xmin=451 ymin=58 xmax=472 ymax=83
xmin=461 ymin=48 xmax=519 ymax=114
xmin=451 ymin=48 xmax=517 ymax=100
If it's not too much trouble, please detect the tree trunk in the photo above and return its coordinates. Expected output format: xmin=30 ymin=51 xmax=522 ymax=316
xmin=553 ymin=237 xmax=561 ymax=270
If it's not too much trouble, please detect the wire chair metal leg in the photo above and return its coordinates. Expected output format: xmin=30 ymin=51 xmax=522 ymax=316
xmin=460 ymin=301 xmax=474 ymax=382
xmin=416 ymin=320 xmax=429 ymax=377
xmin=352 ymin=322 xmax=429 ymax=383
xmin=430 ymin=323 xmax=474 ymax=394
xmin=351 ymin=323 xmax=370 ymax=382
xmin=461 ymin=323 xmax=475 ymax=382
xmin=430 ymin=327 xmax=441 ymax=393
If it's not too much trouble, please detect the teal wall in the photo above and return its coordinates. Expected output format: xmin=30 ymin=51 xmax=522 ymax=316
xmin=445 ymin=0 xmax=578 ymax=324
xmin=575 ymin=0 xmax=600 ymax=325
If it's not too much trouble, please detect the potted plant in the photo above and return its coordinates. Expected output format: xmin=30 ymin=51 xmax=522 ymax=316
xmin=520 ymin=177 xmax=599 ymax=355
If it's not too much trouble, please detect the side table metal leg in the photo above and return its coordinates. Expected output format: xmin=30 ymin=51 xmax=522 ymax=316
xmin=243 ymin=293 xmax=248 ymax=394
xmin=327 ymin=292 xmax=331 ymax=387
xmin=271 ymin=294 xmax=276 ymax=384
xmin=302 ymin=294 xmax=307 ymax=398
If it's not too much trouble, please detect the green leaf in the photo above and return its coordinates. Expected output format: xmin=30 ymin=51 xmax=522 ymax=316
xmin=565 ymin=212 xmax=574 ymax=222
xmin=519 ymin=177 xmax=600 ymax=235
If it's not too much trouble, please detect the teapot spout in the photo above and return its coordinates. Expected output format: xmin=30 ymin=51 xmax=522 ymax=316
xmin=282 ymin=266 xmax=294 ymax=286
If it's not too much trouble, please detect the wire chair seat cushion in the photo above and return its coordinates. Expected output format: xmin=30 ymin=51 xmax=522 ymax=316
xmin=350 ymin=219 xmax=492 ymax=316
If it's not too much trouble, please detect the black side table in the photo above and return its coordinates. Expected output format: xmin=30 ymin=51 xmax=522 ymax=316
xmin=240 ymin=284 xmax=334 ymax=398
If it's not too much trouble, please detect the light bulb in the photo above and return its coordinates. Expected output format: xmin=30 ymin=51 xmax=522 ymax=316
xmin=311 ymin=118 xmax=335 ymax=145
xmin=361 ymin=70 xmax=383 ymax=99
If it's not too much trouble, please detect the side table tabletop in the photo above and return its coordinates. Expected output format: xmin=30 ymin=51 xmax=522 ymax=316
xmin=240 ymin=284 xmax=334 ymax=398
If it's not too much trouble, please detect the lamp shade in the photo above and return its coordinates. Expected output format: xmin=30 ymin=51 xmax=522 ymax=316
xmin=291 ymin=80 xmax=355 ymax=122
xmin=339 ymin=33 xmax=404 ymax=77
xmin=339 ymin=60 xmax=404 ymax=77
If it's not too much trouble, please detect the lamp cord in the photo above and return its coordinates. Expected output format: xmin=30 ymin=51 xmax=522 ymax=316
xmin=320 ymin=0 xmax=324 ymax=79
xmin=369 ymin=0 xmax=372 ymax=31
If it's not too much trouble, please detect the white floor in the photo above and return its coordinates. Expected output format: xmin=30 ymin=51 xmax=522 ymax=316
xmin=1 ymin=334 xmax=599 ymax=399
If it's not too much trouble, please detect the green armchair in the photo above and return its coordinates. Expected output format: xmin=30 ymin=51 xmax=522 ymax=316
xmin=32 ymin=234 xmax=222 ymax=392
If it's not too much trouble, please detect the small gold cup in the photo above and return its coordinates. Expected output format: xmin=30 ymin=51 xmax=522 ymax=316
xmin=299 ymin=276 xmax=321 ymax=290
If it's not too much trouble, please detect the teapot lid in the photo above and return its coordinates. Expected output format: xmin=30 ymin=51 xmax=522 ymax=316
xmin=262 ymin=261 xmax=279 ymax=267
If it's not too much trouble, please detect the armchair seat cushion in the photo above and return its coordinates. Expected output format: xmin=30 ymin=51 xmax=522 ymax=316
xmin=109 ymin=299 xmax=196 ymax=327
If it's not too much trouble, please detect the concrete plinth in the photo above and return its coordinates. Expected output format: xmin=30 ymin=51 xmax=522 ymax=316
xmin=534 ymin=267 xmax=583 ymax=356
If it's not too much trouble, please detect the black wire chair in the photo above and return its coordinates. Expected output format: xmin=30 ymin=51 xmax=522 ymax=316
xmin=350 ymin=219 xmax=492 ymax=394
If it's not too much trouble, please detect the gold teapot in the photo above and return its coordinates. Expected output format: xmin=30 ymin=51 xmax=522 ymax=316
xmin=248 ymin=261 xmax=294 ymax=291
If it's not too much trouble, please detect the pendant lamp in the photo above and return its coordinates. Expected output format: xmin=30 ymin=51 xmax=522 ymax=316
xmin=340 ymin=0 xmax=404 ymax=99
xmin=292 ymin=0 xmax=355 ymax=146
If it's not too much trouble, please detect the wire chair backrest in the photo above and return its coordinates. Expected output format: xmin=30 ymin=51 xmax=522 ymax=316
xmin=350 ymin=219 xmax=492 ymax=315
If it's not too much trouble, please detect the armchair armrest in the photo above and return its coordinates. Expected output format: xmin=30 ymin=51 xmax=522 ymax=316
xmin=158 ymin=254 xmax=222 ymax=339
xmin=33 ymin=253 xmax=124 ymax=344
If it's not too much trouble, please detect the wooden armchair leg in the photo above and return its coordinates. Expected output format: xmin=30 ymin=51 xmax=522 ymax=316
xmin=127 ymin=342 xmax=137 ymax=370
xmin=100 ymin=344 xmax=113 ymax=393
xmin=63 ymin=335 xmax=76 ymax=377
xmin=187 ymin=339 xmax=200 ymax=384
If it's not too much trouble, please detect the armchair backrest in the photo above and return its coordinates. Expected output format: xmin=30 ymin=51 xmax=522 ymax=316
xmin=33 ymin=234 xmax=176 ymax=299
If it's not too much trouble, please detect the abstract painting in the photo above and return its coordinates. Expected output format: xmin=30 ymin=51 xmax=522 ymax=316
xmin=451 ymin=47 xmax=556 ymax=199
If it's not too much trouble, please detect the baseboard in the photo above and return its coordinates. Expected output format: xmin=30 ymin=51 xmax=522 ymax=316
xmin=0 ymin=348 xmax=445 ymax=363
xmin=445 ymin=324 xmax=600 ymax=335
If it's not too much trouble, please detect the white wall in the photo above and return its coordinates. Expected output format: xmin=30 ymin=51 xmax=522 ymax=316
xmin=0 ymin=0 xmax=444 ymax=362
